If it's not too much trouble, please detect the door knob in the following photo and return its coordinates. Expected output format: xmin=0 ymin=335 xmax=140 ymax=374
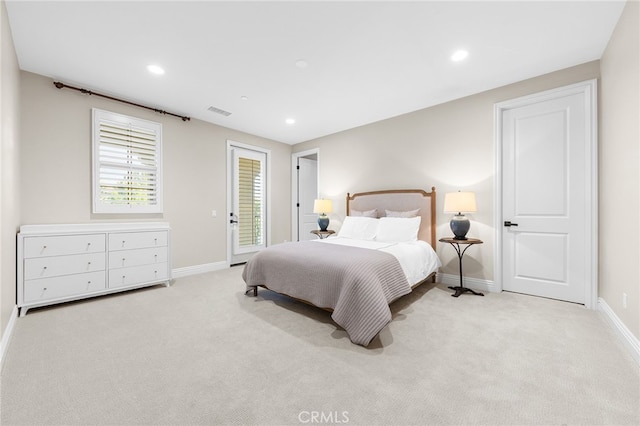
xmin=504 ymin=221 xmax=519 ymax=227
xmin=230 ymin=212 xmax=238 ymax=224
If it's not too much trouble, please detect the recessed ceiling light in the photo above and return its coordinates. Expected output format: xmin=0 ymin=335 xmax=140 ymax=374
xmin=147 ymin=64 xmax=165 ymax=75
xmin=295 ymin=59 xmax=308 ymax=68
xmin=451 ymin=50 xmax=469 ymax=62
xmin=285 ymin=118 xmax=296 ymax=125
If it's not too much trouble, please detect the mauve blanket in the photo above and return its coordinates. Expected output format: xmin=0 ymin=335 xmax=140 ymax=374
xmin=242 ymin=241 xmax=411 ymax=346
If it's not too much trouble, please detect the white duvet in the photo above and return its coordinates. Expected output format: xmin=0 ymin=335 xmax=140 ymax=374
xmin=316 ymin=236 xmax=441 ymax=286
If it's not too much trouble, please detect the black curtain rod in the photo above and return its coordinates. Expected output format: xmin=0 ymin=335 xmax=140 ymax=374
xmin=53 ymin=81 xmax=191 ymax=122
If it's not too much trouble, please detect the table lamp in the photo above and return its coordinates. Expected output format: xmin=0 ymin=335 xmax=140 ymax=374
xmin=443 ymin=191 xmax=477 ymax=240
xmin=313 ymin=199 xmax=333 ymax=231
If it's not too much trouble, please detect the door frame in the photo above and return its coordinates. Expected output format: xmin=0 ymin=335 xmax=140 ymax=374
xmin=291 ymin=148 xmax=320 ymax=242
xmin=226 ymin=140 xmax=272 ymax=266
xmin=493 ymin=79 xmax=598 ymax=309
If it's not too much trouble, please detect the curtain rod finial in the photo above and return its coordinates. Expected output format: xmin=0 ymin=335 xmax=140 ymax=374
xmin=54 ymin=81 xmax=64 ymax=89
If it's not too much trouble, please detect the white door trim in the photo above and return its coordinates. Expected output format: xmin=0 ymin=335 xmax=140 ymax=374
xmin=226 ymin=140 xmax=272 ymax=266
xmin=291 ymin=148 xmax=320 ymax=241
xmin=493 ymin=79 xmax=598 ymax=309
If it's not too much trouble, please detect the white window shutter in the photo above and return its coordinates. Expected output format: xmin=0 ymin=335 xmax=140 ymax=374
xmin=237 ymin=156 xmax=264 ymax=247
xmin=92 ymin=109 xmax=163 ymax=213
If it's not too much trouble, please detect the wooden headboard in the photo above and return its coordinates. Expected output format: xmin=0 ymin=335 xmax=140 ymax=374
xmin=346 ymin=187 xmax=437 ymax=249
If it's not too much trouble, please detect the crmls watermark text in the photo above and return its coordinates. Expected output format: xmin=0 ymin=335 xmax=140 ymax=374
xmin=298 ymin=411 xmax=350 ymax=424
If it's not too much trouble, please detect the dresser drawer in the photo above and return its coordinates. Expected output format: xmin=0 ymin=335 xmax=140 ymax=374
xmin=24 ymin=252 xmax=106 ymax=280
xmin=109 ymin=231 xmax=168 ymax=251
xmin=108 ymin=263 xmax=169 ymax=288
xmin=23 ymin=234 xmax=106 ymax=258
xmin=23 ymin=271 xmax=106 ymax=302
xmin=108 ymin=247 xmax=168 ymax=269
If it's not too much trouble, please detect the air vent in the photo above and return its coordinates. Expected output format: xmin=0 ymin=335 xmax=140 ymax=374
xmin=207 ymin=106 xmax=232 ymax=117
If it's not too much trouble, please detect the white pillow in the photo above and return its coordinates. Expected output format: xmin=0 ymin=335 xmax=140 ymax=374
xmin=385 ymin=208 xmax=420 ymax=218
xmin=375 ymin=216 xmax=421 ymax=242
xmin=338 ymin=216 xmax=379 ymax=240
xmin=350 ymin=208 xmax=377 ymax=218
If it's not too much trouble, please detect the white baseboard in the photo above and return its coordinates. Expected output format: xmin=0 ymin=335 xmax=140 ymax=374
xmin=598 ymin=297 xmax=640 ymax=365
xmin=172 ymin=261 xmax=228 ymax=279
xmin=437 ymin=273 xmax=497 ymax=293
xmin=0 ymin=305 xmax=19 ymax=371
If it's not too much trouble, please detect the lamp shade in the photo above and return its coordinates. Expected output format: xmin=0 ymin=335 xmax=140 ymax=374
xmin=313 ymin=199 xmax=333 ymax=214
xmin=443 ymin=191 xmax=477 ymax=213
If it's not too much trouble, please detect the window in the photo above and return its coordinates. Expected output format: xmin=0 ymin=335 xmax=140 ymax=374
xmin=92 ymin=109 xmax=163 ymax=213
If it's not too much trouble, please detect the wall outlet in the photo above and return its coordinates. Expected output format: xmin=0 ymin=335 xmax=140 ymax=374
xmin=622 ymin=293 xmax=627 ymax=309
xmin=211 ymin=210 xmax=217 ymax=218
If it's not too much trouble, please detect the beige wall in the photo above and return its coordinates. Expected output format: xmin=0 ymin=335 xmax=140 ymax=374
xmin=1 ymin=0 xmax=21 ymax=341
xmin=20 ymin=71 xmax=292 ymax=270
xmin=600 ymin=0 xmax=639 ymax=339
xmin=295 ymin=61 xmax=600 ymax=284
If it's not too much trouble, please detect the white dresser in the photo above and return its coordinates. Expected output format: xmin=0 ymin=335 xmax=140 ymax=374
xmin=17 ymin=222 xmax=171 ymax=316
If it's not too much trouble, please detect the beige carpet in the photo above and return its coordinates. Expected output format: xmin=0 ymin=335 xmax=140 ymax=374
xmin=1 ymin=266 xmax=638 ymax=425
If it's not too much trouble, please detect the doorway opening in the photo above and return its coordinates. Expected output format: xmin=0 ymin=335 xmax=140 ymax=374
xmin=291 ymin=149 xmax=319 ymax=242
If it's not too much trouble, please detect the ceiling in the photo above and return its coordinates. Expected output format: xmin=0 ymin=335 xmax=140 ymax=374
xmin=5 ymin=1 xmax=626 ymax=145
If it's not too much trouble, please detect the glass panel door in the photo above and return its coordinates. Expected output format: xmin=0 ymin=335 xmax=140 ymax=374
xmin=232 ymin=147 xmax=266 ymax=259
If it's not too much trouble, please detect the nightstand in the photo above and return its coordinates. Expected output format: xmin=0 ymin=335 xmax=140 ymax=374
xmin=439 ymin=237 xmax=484 ymax=297
xmin=310 ymin=230 xmax=335 ymax=239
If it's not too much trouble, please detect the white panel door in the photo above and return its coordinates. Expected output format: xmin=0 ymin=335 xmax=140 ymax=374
xmin=500 ymin=81 xmax=596 ymax=304
xmin=298 ymin=157 xmax=318 ymax=241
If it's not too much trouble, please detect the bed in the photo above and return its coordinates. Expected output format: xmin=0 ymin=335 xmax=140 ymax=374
xmin=242 ymin=188 xmax=441 ymax=346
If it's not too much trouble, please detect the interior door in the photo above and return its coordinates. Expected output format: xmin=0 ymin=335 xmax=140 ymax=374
xmin=499 ymin=81 xmax=596 ymax=304
xmin=230 ymin=146 xmax=267 ymax=265
xmin=297 ymin=157 xmax=318 ymax=241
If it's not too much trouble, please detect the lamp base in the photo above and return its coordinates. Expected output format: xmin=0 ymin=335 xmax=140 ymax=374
xmin=318 ymin=215 xmax=329 ymax=232
xmin=450 ymin=214 xmax=470 ymax=240
xmin=448 ymin=285 xmax=484 ymax=297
